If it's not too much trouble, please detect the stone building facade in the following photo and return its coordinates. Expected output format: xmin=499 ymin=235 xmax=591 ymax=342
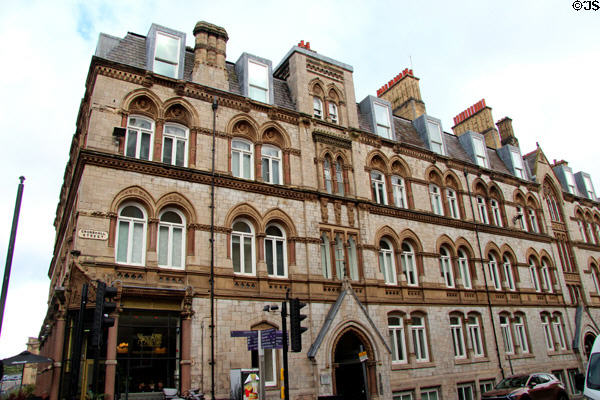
xmin=35 ymin=20 xmax=600 ymax=400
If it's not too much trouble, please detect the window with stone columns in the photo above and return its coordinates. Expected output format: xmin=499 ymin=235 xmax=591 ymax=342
xmin=319 ymin=228 xmax=361 ymax=281
xmin=543 ymin=181 xmax=563 ymax=222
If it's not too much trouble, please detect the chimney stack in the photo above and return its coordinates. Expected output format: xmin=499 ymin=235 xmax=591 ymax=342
xmin=377 ymin=69 xmax=426 ymax=121
xmin=496 ymin=117 xmax=519 ymax=147
xmin=192 ymin=21 xmax=229 ymax=90
xmin=452 ymin=99 xmax=501 ymax=149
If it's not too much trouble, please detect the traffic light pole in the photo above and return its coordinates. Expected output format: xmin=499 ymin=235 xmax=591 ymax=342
xmin=281 ymin=298 xmax=289 ymax=400
xmin=70 ymin=283 xmax=88 ymax=400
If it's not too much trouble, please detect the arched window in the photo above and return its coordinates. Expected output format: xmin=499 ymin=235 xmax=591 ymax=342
xmin=313 ymin=97 xmax=323 ymax=119
xmin=410 ymin=314 xmax=429 ymax=362
xmin=544 ymin=187 xmax=562 ymax=222
xmin=540 ymin=259 xmax=553 ymax=293
xmin=379 ymin=239 xmax=396 ymax=285
xmin=323 ymin=157 xmax=333 ymax=194
xmin=334 ymin=233 xmax=345 ymax=279
xmin=116 ymin=203 xmax=147 ymax=265
xmin=335 ymin=159 xmax=344 ymax=195
xmin=515 ymin=205 xmax=526 ymax=230
xmin=320 ymin=233 xmax=332 ymax=279
xmin=392 ymin=176 xmax=407 ymax=208
xmin=541 ymin=313 xmax=554 ymax=351
xmin=401 ymin=242 xmax=418 ymax=286
xmin=388 ymin=315 xmax=407 ymax=363
xmin=371 ymin=171 xmax=387 ymax=205
xmin=591 ymin=263 xmax=600 ymax=293
xmin=446 ymin=188 xmax=460 ymax=219
xmin=157 ymin=208 xmax=185 ymax=269
xmin=527 ymin=208 xmax=539 ymax=233
xmin=499 ymin=314 xmax=514 ymax=354
xmin=490 ymin=199 xmax=502 ymax=227
xmin=125 ymin=116 xmax=154 ymax=160
xmin=231 ymin=139 xmax=253 ymax=179
xmin=529 ymin=258 xmax=541 ymax=292
xmin=430 ymin=184 xmax=443 ymax=216
xmin=348 ymin=236 xmax=358 ymax=281
xmin=477 ymin=196 xmax=489 ymax=224
xmin=265 ymin=224 xmax=286 ymax=278
xmin=552 ymin=313 xmax=567 ymax=350
xmin=450 ymin=314 xmax=466 ymax=358
xmin=328 ymin=102 xmax=338 ymax=124
xmin=458 ymin=249 xmax=471 ymax=289
xmin=261 ymin=145 xmax=282 ymax=184
xmin=439 ymin=246 xmax=454 ymax=288
xmin=502 ymin=255 xmax=516 ymax=291
xmin=514 ymin=314 xmax=529 ymax=353
xmin=488 ymin=253 xmax=501 ymax=290
xmin=231 ymin=219 xmax=255 ymax=275
xmin=467 ymin=314 xmax=484 ymax=357
xmin=162 ymin=123 xmax=188 ymax=167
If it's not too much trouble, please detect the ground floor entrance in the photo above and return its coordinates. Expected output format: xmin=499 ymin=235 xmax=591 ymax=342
xmin=333 ymin=328 xmax=375 ymax=400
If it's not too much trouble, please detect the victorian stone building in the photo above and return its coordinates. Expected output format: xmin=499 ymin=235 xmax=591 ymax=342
xmin=35 ymin=20 xmax=600 ymax=400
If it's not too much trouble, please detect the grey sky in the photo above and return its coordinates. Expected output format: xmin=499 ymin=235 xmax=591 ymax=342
xmin=0 ymin=0 xmax=598 ymax=358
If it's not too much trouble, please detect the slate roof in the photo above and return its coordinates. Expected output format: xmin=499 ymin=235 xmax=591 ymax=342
xmin=96 ymin=31 xmax=523 ymax=179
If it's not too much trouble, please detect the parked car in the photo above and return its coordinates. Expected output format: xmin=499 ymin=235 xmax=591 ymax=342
xmin=481 ymin=373 xmax=569 ymax=400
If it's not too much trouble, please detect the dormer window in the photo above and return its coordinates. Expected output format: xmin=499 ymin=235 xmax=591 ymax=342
xmin=473 ymin=137 xmax=488 ymax=168
xmin=427 ymin=121 xmax=444 ymax=155
xmin=565 ymin=170 xmax=576 ymax=194
xmin=248 ymin=60 xmax=269 ymax=103
xmin=154 ymin=32 xmax=181 ymax=78
xmin=374 ymin=103 xmax=391 ymax=139
xmin=511 ymin=150 xmax=525 ymax=179
xmin=583 ymin=175 xmax=596 ymax=199
xmin=313 ymin=97 xmax=323 ymax=119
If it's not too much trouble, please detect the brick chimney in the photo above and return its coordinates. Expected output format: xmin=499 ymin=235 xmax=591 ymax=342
xmin=191 ymin=21 xmax=229 ymax=90
xmin=496 ymin=117 xmax=519 ymax=147
xmin=376 ymin=69 xmax=426 ymax=121
xmin=452 ymin=99 xmax=501 ymax=149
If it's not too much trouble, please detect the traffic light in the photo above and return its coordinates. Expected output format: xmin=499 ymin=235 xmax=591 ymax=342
xmin=289 ymin=297 xmax=307 ymax=352
xmin=91 ymin=280 xmax=118 ymax=348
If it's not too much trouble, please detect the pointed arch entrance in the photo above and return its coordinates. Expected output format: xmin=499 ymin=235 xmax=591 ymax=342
xmin=332 ymin=326 xmax=376 ymax=400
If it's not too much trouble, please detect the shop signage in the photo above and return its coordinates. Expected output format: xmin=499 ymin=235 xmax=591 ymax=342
xmin=78 ymin=229 xmax=108 ymax=240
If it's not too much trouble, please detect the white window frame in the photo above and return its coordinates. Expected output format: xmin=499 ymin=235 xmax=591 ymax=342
xmin=578 ymin=219 xmax=587 ymax=242
xmin=393 ymin=391 xmax=413 ymax=400
xmin=348 ymin=236 xmax=358 ymax=280
xmin=447 ymin=188 xmax=460 ymax=218
xmin=477 ymin=196 xmax=489 ymax=224
xmin=125 ymin=116 xmax=154 ymax=160
xmin=323 ymin=158 xmax=333 ymax=193
xmin=500 ymin=315 xmax=514 ymax=354
xmin=479 ymin=381 xmax=495 ymax=396
xmin=263 ymin=347 xmax=277 ymax=386
xmin=473 ymin=137 xmax=488 ymax=168
xmin=458 ymin=249 xmax=472 ymax=289
xmin=584 ymin=175 xmax=596 ymax=199
xmin=457 ymin=383 xmax=475 ymax=400
xmin=541 ymin=260 xmax=553 ymax=293
xmin=490 ymin=199 xmax=502 ymax=226
xmin=379 ymin=239 xmax=397 ymax=285
xmin=313 ymin=97 xmax=323 ymax=119
xmin=440 ymin=247 xmax=454 ymax=288
xmin=320 ymin=233 xmax=332 ymax=279
xmin=392 ymin=176 xmax=407 ymax=208
xmin=401 ymin=242 xmax=418 ymax=286
xmin=516 ymin=206 xmax=526 ymax=230
xmin=231 ymin=219 xmax=256 ymax=276
xmin=427 ymin=120 xmax=444 ymax=155
xmin=371 ymin=170 xmax=387 ymax=205
xmin=264 ymin=224 xmax=287 ymax=278
xmin=157 ymin=208 xmax=186 ymax=270
xmin=514 ymin=315 xmax=529 ymax=353
xmin=374 ymin=102 xmax=391 ymax=139
xmin=420 ymin=388 xmax=439 ymax=400
xmin=261 ymin=145 xmax=282 ymax=185
xmin=566 ymin=170 xmax=577 ymax=194
xmin=587 ymin=222 xmax=595 ymax=244
xmin=388 ymin=315 xmax=407 ymax=364
xmin=162 ymin=123 xmax=188 ymax=167
xmin=488 ymin=254 xmax=501 ymax=290
xmin=335 ymin=160 xmax=344 ymax=195
xmin=231 ymin=139 xmax=254 ymax=179
xmin=430 ymin=184 xmax=443 ymax=216
xmin=595 ymin=224 xmax=600 ymax=244
xmin=334 ymin=233 xmax=345 ymax=279
xmin=450 ymin=315 xmax=466 ymax=359
xmin=467 ymin=315 xmax=484 ymax=357
xmin=528 ymin=209 xmax=539 ymax=233
xmin=328 ymin=102 xmax=338 ymax=124
xmin=410 ymin=315 xmax=429 ymax=362
xmin=116 ymin=203 xmax=147 ymax=266
xmin=552 ymin=314 xmax=567 ymax=350
xmin=502 ymin=256 xmax=516 ymax=291
xmin=529 ymin=259 xmax=541 ymax=292
xmin=591 ymin=265 xmax=600 ymax=293
xmin=248 ymin=60 xmax=269 ymax=103
xmin=153 ymin=31 xmax=181 ymax=78
xmin=541 ymin=314 xmax=554 ymax=351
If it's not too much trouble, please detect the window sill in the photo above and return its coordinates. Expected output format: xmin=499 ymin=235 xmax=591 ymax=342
xmin=548 ymin=349 xmax=571 ymax=356
xmin=506 ymin=353 xmax=534 ymax=360
xmin=391 ymin=361 xmax=435 ymax=371
xmin=454 ymin=357 xmax=489 ymax=365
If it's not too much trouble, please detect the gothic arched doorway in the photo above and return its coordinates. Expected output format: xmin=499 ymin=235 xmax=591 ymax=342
xmin=332 ymin=328 xmax=376 ymax=400
xmin=585 ymin=332 xmax=597 ymax=358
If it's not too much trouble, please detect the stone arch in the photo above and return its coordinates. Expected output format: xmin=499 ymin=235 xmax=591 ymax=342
xmin=500 ymin=244 xmax=518 ymax=263
xmin=326 ymin=83 xmax=345 ymax=103
xmin=489 ymin=183 xmax=504 ymax=201
xmin=513 ymin=189 xmax=527 ymax=204
xmin=365 ymin=150 xmax=389 ymax=173
xmin=224 ymin=202 xmax=262 ymax=230
xmin=525 ymin=248 xmax=541 ymax=263
xmin=309 ymin=78 xmax=326 ymax=96
xmin=155 ymin=192 xmax=197 ymax=224
xmin=390 ymin=156 xmax=411 ymax=177
xmin=398 ymin=229 xmax=423 ymax=253
xmin=227 ymin=114 xmax=259 ymax=141
xmin=262 ymin=208 xmax=297 ymax=237
xmin=543 ymin=176 xmax=563 ymax=200
xmin=444 ymin=170 xmax=463 ymax=190
xmin=122 ymin=89 xmax=161 ymax=120
xmin=435 ymin=235 xmax=456 ymax=256
xmin=259 ymin=122 xmax=291 ymax=149
xmin=525 ymin=193 xmax=540 ymax=209
xmin=539 ymin=249 xmax=554 ymax=264
xmin=584 ymin=329 xmax=598 ymax=357
xmin=163 ymin=97 xmax=199 ymax=127
xmin=425 ymin=165 xmax=444 ymax=186
xmin=455 ymin=237 xmax=476 ymax=259
xmin=483 ymin=241 xmax=502 ymax=259
xmin=374 ymin=225 xmax=400 ymax=249
xmin=110 ymin=186 xmax=156 ymax=219
xmin=472 ymin=178 xmax=488 ymax=196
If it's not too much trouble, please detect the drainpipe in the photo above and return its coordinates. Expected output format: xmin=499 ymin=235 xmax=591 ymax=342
xmin=463 ymin=169 xmax=505 ymax=378
xmin=210 ymin=97 xmax=218 ymax=399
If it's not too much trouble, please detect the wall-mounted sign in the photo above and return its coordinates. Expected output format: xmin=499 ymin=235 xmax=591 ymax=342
xmin=78 ymin=229 xmax=108 ymax=240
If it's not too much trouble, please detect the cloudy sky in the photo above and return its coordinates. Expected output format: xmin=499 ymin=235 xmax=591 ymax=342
xmin=0 ymin=0 xmax=599 ymax=358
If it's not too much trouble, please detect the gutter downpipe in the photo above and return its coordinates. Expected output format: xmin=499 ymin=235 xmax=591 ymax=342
xmin=210 ymin=97 xmax=218 ymax=399
xmin=463 ymin=169 xmax=505 ymax=379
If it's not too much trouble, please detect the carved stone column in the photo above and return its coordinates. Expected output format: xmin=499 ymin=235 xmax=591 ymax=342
xmin=50 ymin=310 xmax=67 ymax=400
xmin=104 ymin=313 xmax=119 ymax=398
